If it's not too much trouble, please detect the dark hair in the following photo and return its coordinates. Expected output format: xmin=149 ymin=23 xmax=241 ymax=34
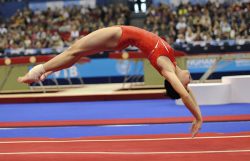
xmin=164 ymin=80 xmax=181 ymax=99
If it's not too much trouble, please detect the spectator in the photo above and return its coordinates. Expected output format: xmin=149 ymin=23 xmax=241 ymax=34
xmin=176 ymin=34 xmax=185 ymax=44
xmin=23 ymin=35 xmax=31 ymax=48
xmin=70 ymin=25 xmax=80 ymax=40
xmin=176 ymin=17 xmax=187 ymax=34
xmin=0 ymin=24 xmax=7 ymax=35
xmin=1 ymin=3 xmax=131 ymax=51
xmin=1 ymin=1 xmax=249 ymax=51
xmin=145 ymin=1 xmax=250 ymax=45
xmin=185 ymin=27 xmax=195 ymax=43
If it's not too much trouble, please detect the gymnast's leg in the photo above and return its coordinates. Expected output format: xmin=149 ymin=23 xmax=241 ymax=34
xmin=18 ymin=26 xmax=122 ymax=84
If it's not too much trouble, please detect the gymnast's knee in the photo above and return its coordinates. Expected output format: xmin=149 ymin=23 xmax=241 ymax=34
xmin=64 ymin=45 xmax=84 ymax=57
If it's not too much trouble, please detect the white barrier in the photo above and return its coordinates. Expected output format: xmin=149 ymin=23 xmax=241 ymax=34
xmin=222 ymin=75 xmax=250 ymax=103
xmin=176 ymin=75 xmax=250 ymax=105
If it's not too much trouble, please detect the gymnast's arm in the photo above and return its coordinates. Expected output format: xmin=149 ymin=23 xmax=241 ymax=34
xmin=187 ymin=86 xmax=200 ymax=110
xmin=187 ymin=87 xmax=202 ymax=136
xmin=157 ymin=57 xmax=202 ymax=137
xmin=163 ymin=71 xmax=202 ymax=137
xmin=163 ymin=71 xmax=202 ymax=120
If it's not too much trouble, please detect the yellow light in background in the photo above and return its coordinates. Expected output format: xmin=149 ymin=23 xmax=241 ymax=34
xmin=4 ymin=58 xmax=11 ymax=65
xmin=29 ymin=56 xmax=37 ymax=64
xmin=122 ymin=51 xmax=129 ymax=59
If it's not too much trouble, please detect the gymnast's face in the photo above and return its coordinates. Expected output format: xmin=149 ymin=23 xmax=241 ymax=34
xmin=177 ymin=69 xmax=191 ymax=89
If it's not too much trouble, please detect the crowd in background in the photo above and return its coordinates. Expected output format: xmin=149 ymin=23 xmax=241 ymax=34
xmin=145 ymin=1 xmax=250 ymax=45
xmin=0 ymin=1 xmax=249 ymax=51
xmin=0 ymin=4 xmax=130 ymax=50
xmin=0 ymin=0 xmax=23 ymax=2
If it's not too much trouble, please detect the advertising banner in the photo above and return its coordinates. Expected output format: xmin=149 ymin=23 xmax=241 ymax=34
xmin=187 ymin=58 xmax=250 ymax=73
xmin=45 ymin=59 xmax=144 ymax=79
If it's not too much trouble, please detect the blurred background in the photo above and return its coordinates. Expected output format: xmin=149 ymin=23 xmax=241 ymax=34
xmin=0 ymin=0 xmax=249 ymax=93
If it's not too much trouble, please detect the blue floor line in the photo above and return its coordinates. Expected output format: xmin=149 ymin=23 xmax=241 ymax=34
xmin=0 ymin=121 xmax=250 ymax=138
xmin=0 ymin=100 xmax=249 ymax=122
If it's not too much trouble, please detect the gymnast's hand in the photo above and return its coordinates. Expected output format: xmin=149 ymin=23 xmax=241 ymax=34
xmin=191 ymin=119 xmax=202 ymax=138
xmin=18 ymin=64 xmax=51 ymax=84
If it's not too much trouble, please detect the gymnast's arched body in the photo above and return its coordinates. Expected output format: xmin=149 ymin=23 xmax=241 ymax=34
xmin=18 ymin=26 xmax=202 ymax=137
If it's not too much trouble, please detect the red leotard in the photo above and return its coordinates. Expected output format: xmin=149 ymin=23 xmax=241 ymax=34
xmin=115 ymin=26 xmax=176 ymax=73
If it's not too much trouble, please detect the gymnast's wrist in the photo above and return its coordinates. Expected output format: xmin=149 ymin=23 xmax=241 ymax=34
xmin=28 ymin=64 xmax=46 ymax=81
xmin=32 ymin=64 xmax=45 ymax=74
xmin=195 ymin=115 xmax=202 ymax=122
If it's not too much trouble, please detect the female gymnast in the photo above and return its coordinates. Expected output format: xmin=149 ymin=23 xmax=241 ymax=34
xmin=18 ymin=26 xmax=202 ymax=137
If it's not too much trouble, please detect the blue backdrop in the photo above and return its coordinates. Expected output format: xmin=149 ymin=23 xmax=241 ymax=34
xmin=45 ymin=59 xmax=144 ymax=79
xmin=187 ymin=59 xmax=250 ymax=73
